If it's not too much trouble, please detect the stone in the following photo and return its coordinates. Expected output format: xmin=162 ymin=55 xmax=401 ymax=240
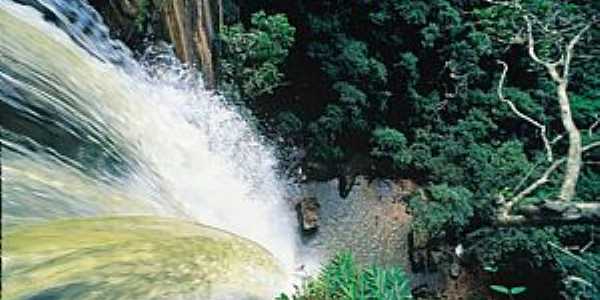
xmin=296 ymin=197 xmax=320 ymax=233
xmin=412 ymin=284 xmax=433 ymax=298
xmin=450 ymin=262 xmax=461 ymax=279
xmin=410 ymin=249 xmax=427 ymax=272
xmin=430 ymin=250 xmax=445 ymax=266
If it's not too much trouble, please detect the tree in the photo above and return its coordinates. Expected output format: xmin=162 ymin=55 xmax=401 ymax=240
xmin=219 ymin=11 xmax=295 ymax=102
xmin=226 ymin=0 xmax=600 ymax=297
xmin=483 ymin=0 xmax=600 ymax=225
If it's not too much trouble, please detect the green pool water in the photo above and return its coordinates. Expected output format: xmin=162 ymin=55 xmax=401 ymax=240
xmin=2 ymin=216 xmax=288 ymax=300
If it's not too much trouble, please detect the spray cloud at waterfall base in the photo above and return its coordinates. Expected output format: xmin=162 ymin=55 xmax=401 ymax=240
xmin=0 ymin=1 xmax=314 ymax=298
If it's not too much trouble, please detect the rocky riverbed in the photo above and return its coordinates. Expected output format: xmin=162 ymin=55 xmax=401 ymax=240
xmin=293 ymin=176 xmax=473 ymax=299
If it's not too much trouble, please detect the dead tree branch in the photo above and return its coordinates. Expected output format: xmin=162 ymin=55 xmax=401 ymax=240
xmin=495 ymin=141 xmax=600 ymax=226
xmin=497 ymin=60 xmax=553 ymax=161
xmin=523 ymin=16 xmax=593 ymax=201
xmin=589 ymin=115 xmax=600 ymax=137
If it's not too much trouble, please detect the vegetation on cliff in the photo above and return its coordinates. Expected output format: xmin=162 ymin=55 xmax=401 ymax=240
xmin=219 ymin=0 xmax=599 ymax=298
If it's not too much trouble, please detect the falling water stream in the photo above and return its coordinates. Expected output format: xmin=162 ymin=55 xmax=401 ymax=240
xmin=0 ymin=1 xmax=303 ymax=298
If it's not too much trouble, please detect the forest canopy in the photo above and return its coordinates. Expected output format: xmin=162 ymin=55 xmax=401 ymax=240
xmin=219 ymin=0 xmax=599 ymax=298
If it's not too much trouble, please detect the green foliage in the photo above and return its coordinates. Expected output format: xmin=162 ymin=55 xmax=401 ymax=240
xmin=510 ymin=287 xmax=527 ymax=295
xmin=274 ymin=111 xmax=303 ymax=138
xmin=371 ymin=127 xmax=409 ymax=170
xmin=468 ymin=228 xmax=559 ymax=270
xmin=409 ymin=184 xmax=474 ymax=241
xmin=486 ymin=269 xmax=528 ymax=298
xmin=489 ymin=285 xmax=509 ymax=295
xmin=556 ymin=250 xmax=600 ymax=300
xmin=134 ymin=0 xmax=152 ymax=33
xmin=219 ymin=11 xmax=295 ymax=101
xmin=473 ymin=0 xmax=598 ymax=61
xmin=278 ymin=252 xmax=412 ymax=300
xmin=490 ymin=285 xmax=527 ymax=297
xmin=228 ymin=1 xmax=600 ymax=298
xmin=576 ymin=171 xmax=600 ymax=203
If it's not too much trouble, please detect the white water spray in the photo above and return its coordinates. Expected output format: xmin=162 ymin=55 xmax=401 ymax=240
xmin=0 ymin=0 xmax=301 ymax=291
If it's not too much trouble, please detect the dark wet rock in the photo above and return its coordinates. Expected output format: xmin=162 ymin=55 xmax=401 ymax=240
xmin=88 ymin=0 xmax=162 ymax=47
xmin=450 ymin=262 xmax=461 ymax=279
xmin=412 ymin=284 xmax=433 ymax=299
xmin=338 ymin=174 xmax=357 ymax=198
xmin=410 ymin=250 xmax=428 ymax=272
xmin=430 ymin=250 xmax=445 ymax=266
xmin=296 ymin=197 xmax=320 ymax=233
xmin=89 ymin=0 xmax=220 ymax=88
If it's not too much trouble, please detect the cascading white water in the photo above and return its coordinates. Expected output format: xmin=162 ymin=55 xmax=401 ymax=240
xmin=1 ymin=1 xmax=303 ymax=297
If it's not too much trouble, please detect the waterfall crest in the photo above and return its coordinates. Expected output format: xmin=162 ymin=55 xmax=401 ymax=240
xmin=1 ymin=1 xmax=300 ymax=298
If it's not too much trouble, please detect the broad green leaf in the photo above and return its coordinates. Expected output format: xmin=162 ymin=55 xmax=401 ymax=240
xmin=483 ymin=266 xmax=498 ymax=273
xmin=511 ymin=286 xmax=527 ymax=295
xmin=490 ymin=285 xmax=510 ymax=294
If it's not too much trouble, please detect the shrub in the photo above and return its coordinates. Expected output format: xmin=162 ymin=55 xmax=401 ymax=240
xmin=219 ymin=11 xmax=295 ymax=101
xmin=278 ymin=252 xmax=412 ymax=300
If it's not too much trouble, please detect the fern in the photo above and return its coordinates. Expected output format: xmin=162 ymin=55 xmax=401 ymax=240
xmin=279 ymin=252 xmax=412 ymax=300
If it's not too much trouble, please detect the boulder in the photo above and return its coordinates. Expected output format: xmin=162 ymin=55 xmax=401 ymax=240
xmin=296 ymin=197 xmax=320 ymax=233
xmin=430 ymin=250 xmax=445 ymax=266
xmin=450 ymin=262 xmax=461 ymax=279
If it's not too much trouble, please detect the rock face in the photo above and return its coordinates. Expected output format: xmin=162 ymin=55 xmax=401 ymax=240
xmin=161 ymin=0 xmax=219 ymax=88
xmin=3 ymin=216 xmax=287 ymax=300
xmin=90 ymin=0 xmax=220 ymax=89
xmin=296 ymin=197 xmax=320 ymax=233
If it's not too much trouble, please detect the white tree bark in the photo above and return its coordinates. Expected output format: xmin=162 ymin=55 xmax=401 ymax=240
xmin=493 ymin=18 xmax=598 ymax=225
xmin=556 ymin=80 xmax=582 ymax=201
xmin=524 ymin=17 xmax=591 ymax=202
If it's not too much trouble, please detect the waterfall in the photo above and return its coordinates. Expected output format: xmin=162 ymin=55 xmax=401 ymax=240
xmin=0 ymin=1 xmax=301 ymax=298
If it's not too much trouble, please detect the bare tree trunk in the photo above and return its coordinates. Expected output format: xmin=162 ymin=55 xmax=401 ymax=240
xmin=524 ymin=17 xmax=592 ymax=202
xmin=491 ymin=18 xmax=597 ymax=225
xmin=495 ymin=200 xmax=600 ymax=226
xmin=556 ymin=81 xmax=582 ymax=201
